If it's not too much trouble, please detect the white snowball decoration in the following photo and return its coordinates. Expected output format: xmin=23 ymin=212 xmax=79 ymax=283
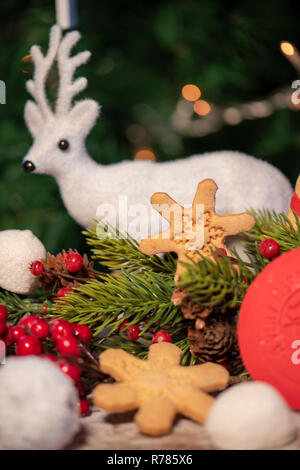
xmin=0 ymin=357 xmax=80 ymax=450
xmin=0 ymin=229 xmax=46 ymax=294
xmin=205 ymin=381 xmax=297 ymax=450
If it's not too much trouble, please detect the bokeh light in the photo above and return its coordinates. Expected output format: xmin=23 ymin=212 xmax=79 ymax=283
xmin=134 ymin=149 xmax=156 ymax=161
xmin=223 ymin=107 xmax=242 ymax=125
xmin=21 ymin=54 xmax=32 ymax=74
xmin=194 ymin=99 xmax=211 ymax=116
xmin=280 ymin=41 xmax=294 ymax=56
xmin=182 ymin=84 xmax=201 ymax=102
xmin=126 ymin=124 xmax=147 ymax=144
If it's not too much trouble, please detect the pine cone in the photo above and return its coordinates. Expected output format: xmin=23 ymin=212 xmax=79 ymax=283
xmin=188 ymin=314 xmax=236 ymax=362
xmin=227 ymin=340 xmax=245 ymax=376
xmin=172 ymin=288 xmax=213 ymax=320
xmin=171 ymin=288 xmax=187 ymax=306
xmin=39 ymin=250 xmax=97 ymax=292
xmin=181 ymin=297 xmax=213 ymax=320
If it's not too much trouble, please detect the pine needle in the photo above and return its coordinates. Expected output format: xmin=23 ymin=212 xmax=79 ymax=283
xmin=0 ymin=289 xmax=49 ymax=325
xmin=178 ymin=250 xmax=254 ymax=308
xmin=53 ymin=268 xmax=185 ymax=357
xmin=83 ymin=223 xmax=176 ymax=274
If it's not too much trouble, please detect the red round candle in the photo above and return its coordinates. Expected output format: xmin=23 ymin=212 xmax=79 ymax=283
xmin=238 ymin=248 xmax=300 ymax=410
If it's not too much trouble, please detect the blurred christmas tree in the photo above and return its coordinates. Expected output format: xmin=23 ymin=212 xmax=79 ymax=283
xmin=0 ymin=0 xmax=299 ymax=253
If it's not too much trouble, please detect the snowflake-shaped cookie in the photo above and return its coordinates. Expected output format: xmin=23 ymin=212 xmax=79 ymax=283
xmin=139 ymin=178 xmax=255 ymax=282
xmin=92 ymin=342 xmax=229 ymax=436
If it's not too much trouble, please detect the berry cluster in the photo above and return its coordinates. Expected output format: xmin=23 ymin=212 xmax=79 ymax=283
xmin=118 ymin=318 xmax=172 ymax=344
xmin=0 ymin=304 xmax=92 ymax=417
xmin=31 ymin=252 xmax=84 ymax=278
xmin=29 ymin=250 xmax=98 ymax=295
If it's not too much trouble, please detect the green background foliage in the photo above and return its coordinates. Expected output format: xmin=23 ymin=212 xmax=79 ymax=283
xmin=0 ymin=0 xmax=299 ymax=253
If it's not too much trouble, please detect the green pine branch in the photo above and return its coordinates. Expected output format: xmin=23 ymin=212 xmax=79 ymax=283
xmin=53 ymin=269 xmax=177 ymax=332
xmin=96 ymin=333 xmax=195 ymax=364
xmin=178 ymin=250 xmax=255 ymax=308
xmin=83 ymin=224 xmax=176 ymax=274
xmin=179 ymin=210 xmax=300 ymax=308
xmin=243 ymin=209 xmax=300 ymax=268
xmin=53 ymin=268 xmax=195 ymax=363
xmin=0 ymin=288 xmax=50 ymax=325
xmin=2 ymin=209 xmax=298 ymax=367
xmin=52 ymin=210 xmax=300 ymax=364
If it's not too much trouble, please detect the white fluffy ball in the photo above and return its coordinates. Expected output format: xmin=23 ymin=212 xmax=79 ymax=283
xmin=205 ymin=381 xmax=296 ymax=450
xmin=0 ymin=357 xmax=80 ymax=449
xmin=0 ymin=230 xmax=46 ymax=294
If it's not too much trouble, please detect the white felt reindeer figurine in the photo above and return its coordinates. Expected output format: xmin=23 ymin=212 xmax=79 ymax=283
xmin=23 ymin=25 xmax=293 ymax=246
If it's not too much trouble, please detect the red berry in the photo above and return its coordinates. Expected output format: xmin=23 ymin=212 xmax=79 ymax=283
xmin=74 ymin=324 xmax=92 ymax=343
xmin=78 ymin=398 xmax=90 ymax=417
xmin=0 ymin=305 xmax=8 ymax=322
xmin=54 ymin=288 xmax=73 ymax=301
xmin=56 ymin=335 xmax=81 ymax=357
xmin=42 ymin=354 xmax=58 ymax=363
xmin=64 ymin=252 xmax=83 ymax=273
xmin=128 ymin=325 xmax=140 ymax=341
xmin=30 ymin=260 xmax=44 ymax=276
xmin=51 ymin=319 xmax=74 ymax=340
xmin=259 ymin=238 xmax=280 ymax=259
xmin=19 ymin=315 xmax=37 ymax=331
xmin=16 ymin=335 xmax=42 ymax=356
xmin=118 ymin=319 xmax=129 ymax=331
xmin=76 ymin=379 xmax=85 ymax=397
xmin=0 ymin=322 xmax=7 ymax=337
xmin=3 ymin=325 xmax=12 ymax=345
xmin=31 ymin=319 xmax=50 ymax=339
xmin=56 ymin=288 xmax=73 ymax=298
xmin=59 ymin=360 xmax=82 ymax=382
xmin=9 ymin=326 xmax=26 ymax=343
xmin=152 ymin=330 xmax=172 ymax=344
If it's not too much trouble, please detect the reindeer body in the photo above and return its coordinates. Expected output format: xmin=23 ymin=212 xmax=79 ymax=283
xmin=56 ymin=151 xmax=292 ymax=239
xmin=23 ymin=26 xmax=293 ymax=242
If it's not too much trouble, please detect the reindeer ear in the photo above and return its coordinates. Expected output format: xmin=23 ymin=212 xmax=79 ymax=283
xmin=69 ymin=99 xmax=100 ymax=137
xmin=24 ymin=101 xmax=44 ymax=137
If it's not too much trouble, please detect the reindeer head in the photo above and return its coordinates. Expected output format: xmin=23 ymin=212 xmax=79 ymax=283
xmin=23 ymin=25 xmax=100 ymax=177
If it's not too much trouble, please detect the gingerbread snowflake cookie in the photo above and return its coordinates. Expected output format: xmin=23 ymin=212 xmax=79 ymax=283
xmin=139 ymin=179 xmax=255 ymax=282
xmin=92 ymin=342 xmax=229 ymax=436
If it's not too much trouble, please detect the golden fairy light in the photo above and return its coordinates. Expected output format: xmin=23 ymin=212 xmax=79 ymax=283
xmin=182 ymin=84 xmax=201 ymax=102
xmin=280 ymin=41 xmax=294 ymax=56
xmin=280 ymin=41 xmax=300 ymax=73
xmin=223 ymin=107 xmax=242 ymax=125
xmin=194 ymin=99 xmax=211 ymax=116
xmin=134 ymin=149 xmax=156 ymax=162
xmin=172 ymin=42 xmax=300 ymax=138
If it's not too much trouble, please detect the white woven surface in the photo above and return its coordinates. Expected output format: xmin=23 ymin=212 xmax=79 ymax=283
xmin=68 ymin=408 xmax=300 ymax=450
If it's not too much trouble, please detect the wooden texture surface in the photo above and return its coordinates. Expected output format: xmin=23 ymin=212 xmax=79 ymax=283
xmin=69 ymin=408 xmax=300 ymax=450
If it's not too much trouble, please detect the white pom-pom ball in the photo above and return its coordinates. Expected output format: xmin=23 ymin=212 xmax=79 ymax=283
xmin=0 ymin=230 xmax=46 ymax=294
xmin=0 ymin=357 xmax=80 ymax=449
xmin=205 ymin=381 xmax=297 ymax=450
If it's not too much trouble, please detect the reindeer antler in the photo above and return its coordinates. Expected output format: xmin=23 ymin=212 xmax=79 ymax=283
xmin=26 ymin=25 xmax=62 ymax=119
xmin=56 ymin=30 xmax=91 ymax=116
